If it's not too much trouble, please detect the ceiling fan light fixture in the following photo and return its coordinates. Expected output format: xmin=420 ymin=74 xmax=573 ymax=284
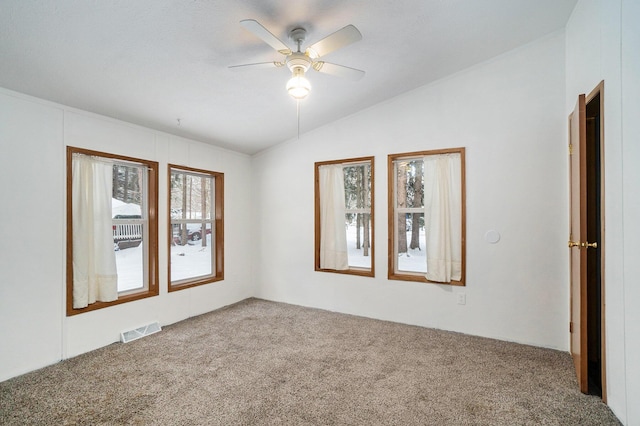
xmin=286 ymin=68 xmax=311 ymax=100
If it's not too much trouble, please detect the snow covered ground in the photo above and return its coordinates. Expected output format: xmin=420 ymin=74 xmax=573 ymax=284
xmin=397 ymin=245 xmax=427 ymax=273
xmin=170 ymin=234 xmax=212 ymax=282
xmin=115 ymin=243 xmax=143 ymax=292
xmin=345 ymin=225 xmax=371 ymax=269
xmin=346 ymin=225 xmax=427 ymax=272
xmin=114 ymin=234 xmax=213 ymax=292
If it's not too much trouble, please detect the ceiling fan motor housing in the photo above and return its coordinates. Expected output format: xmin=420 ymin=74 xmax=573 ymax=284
xmin=286 ymin=27 xmax=312 ymax=73
xmin=286 ymin=52 xmax=312 ymax=73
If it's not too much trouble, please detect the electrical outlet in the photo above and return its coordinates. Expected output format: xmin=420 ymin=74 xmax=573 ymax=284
xmin=456 ymin=293 xmax=466 ymax=305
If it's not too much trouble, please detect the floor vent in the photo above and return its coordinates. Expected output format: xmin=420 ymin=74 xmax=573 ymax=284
xmin=120 ymin=322 xmax=161 ymax=343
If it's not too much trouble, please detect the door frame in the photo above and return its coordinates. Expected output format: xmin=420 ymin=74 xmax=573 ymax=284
xmin=586 ymin=81 xmax=606 ymax=402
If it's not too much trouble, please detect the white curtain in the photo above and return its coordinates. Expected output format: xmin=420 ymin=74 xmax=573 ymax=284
xmin=319 ymin=164 xmax=348 ymax=270
xmin=72 ymin=154 xmax=118 ymax=308
xmin=423 ymin=153 xmax=462 ymax=283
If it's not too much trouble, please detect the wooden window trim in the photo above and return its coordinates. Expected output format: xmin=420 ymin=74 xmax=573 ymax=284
xmin=168 ymin=164 xmax=224 ymax=292
xmin=66 ymin=146 xmax=159 ymax=316
xmin=314 ymin=156 xmax=375 ymax=277
xmin=387 ymin=148 xmax=466 ymax=286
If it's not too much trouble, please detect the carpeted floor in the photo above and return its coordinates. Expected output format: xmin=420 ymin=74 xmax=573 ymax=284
xmin=0 ymin=298 xmax=620 ymax=425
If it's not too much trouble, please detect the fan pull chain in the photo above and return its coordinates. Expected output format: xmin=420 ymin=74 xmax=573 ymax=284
xmin=296 ymin=99 xmax=300 ymax=140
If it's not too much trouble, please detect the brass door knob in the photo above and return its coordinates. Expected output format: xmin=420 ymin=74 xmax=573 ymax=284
xmin=582 ymin=241 xmax=598 ymax=249
xmin=568 ymin=241 xmax=581 ymax=248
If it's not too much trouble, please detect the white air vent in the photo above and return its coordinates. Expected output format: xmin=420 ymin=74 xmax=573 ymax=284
xmin=120 ymin=322 xmax=161 ymax=343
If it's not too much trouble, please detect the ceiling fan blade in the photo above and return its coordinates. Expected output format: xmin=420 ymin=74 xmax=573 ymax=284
xmin=306 ymin=25 xmax=362 ymax=59
xmin=240 ymin=19 xmax=292 ymax=55
xmin=312 ymin=61 xmax=365 ymax=81
xmin=228 ymin=61 xmax=285 ymax=70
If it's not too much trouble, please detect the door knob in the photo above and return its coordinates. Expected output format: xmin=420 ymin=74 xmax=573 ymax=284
xmin=581 ymin=241 xmax=598 ymax=249
xmin=568 ymin=240 xmax=581 ymax=248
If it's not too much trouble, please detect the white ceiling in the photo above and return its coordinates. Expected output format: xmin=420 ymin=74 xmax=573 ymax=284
xmin=0 ymin=0 xmax=577 ymax=154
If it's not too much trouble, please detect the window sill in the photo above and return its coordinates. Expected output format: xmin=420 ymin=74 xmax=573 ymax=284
xmin=315 ymin=267 xmax=374 ymax=278
xmin=169 ymin=275 xmax=224 ymax=292
xmin=66 ymin=288 xmax=159 ymax=316
xmin=387 ymin=272 xmax=465 ymax=286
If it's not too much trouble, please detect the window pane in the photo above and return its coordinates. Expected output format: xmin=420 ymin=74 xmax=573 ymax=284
xmin=395 ymin=159 xmax=424 ymax=209
xmin=171 ymin=222 xmax=213 ymax=282
xmin=396 ymin=212 xmax=426 ymax=273
xmin=343 ymin=163 xmax=372 ymax=269
xmin=346 ymin=213 xmax=371 ymax=268
xmin=170 ymin=173 xmax=184 ymax=217
xmin=112 ymin=162 xmax=146 ymax=293
xmin=171 ymin=172 xmax=212 ymax=220
xmin=115 ymin=231 xmax=144 ymax=292
xmin=113 ymin=164 xmax=143 ymax=208
xmin=343 ymin=164 xmax=371 ymax=209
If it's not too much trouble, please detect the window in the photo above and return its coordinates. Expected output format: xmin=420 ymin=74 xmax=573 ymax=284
xmin=315 ymin=157 xmax=374 ymax=276
xmin=66 ymin=147 xmax=159 ymax=316
xmin=388 ymin=148 xmax=465 ymax=285
xmin=169 ymin=165 xmax=223 ymax=290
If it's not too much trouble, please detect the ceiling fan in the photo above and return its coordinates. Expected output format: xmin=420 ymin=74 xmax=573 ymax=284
xmin=230 ymin=19 xmax=365 ymax=100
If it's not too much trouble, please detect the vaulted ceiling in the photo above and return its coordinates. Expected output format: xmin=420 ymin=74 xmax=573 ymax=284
xmin=0 ymin=0 xmax=577 ymax=154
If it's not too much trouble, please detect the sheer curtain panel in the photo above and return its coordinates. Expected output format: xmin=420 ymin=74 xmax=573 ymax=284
xmin=423 ymin=153 xmax=462 ymax=283
xmin=319 ymin=164 xmax=349 ymax=270
xmin=72 ymin=154 xmax=118 ymax=308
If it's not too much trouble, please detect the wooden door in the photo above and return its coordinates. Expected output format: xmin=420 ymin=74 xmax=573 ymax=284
xmin=569 ymin=94 xmax=588 ymax=392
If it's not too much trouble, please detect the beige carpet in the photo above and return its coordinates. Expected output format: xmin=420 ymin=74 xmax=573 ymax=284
xmin=0 ymin=298 xmax=620 ymax=425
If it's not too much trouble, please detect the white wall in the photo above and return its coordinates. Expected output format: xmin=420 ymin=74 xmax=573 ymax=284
xmin=566 ymin=1 xmax=640 ymax=424
xmin=621 ymin=2 xmax=640 ymax=423
xmin=253 ymin=33 xmax=569 ymax=350
xmin=0 ymin=91 xmax=65 ymax=380
xmin=0 ymin=89 xmax=254 ymax=382
xmin=620 ymin=1 xmax=640 ymax=424
xmin=621 ymin=0 xmax=640 ymax=425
